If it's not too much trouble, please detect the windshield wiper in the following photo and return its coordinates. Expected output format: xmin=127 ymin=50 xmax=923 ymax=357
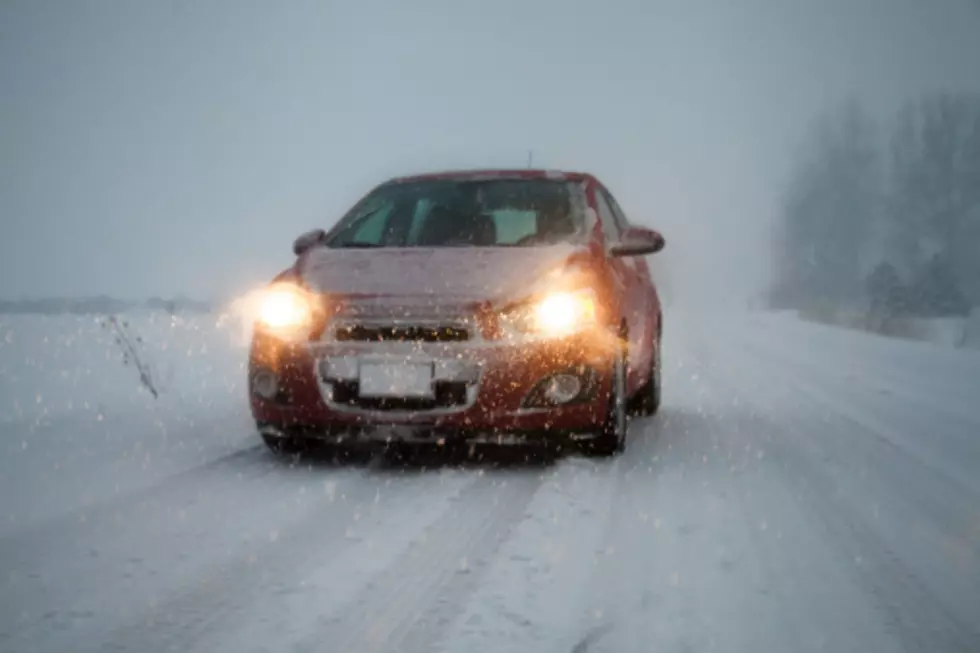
xmin=336 ymin=241 xmax=383 ymax=248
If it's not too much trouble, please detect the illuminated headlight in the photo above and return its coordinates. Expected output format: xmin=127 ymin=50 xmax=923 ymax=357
xmin=500 ymin=289 xmax=598 ymax=338
xmin=257 ymin=283 xmax=314 ymax=333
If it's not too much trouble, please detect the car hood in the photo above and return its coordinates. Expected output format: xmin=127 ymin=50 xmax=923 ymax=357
xmin=298 ymin=244 xmax=586 ymax=307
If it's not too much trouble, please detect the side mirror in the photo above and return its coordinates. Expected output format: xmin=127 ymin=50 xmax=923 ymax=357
xmin=292 ymin=229 xmax=328 ymax=256
xmin=610 ymin=227 xmax=665 ymax=257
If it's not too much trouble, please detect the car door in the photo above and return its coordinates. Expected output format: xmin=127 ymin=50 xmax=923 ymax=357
xmin=591 ymin=183 xmax=651 ymax=394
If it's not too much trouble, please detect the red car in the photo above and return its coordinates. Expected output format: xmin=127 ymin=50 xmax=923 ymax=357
xmin=248 ymin=169 xmax=665 ymax=457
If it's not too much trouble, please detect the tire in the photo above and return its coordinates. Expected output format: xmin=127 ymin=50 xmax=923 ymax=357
xmin=582 ymin=345 xmax=628 ymax=457
xmin=633 ymin=338 xmax=662 ymax=417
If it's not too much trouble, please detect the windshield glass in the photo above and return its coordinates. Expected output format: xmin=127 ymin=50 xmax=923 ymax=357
xmin=326 ymin=178 xmax=585 ymax=248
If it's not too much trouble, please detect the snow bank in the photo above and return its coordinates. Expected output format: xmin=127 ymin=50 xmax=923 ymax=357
xmin=963 ymin=308 xmax=980 ymax=349
xmin=0 ymin=310 xmax=251 ymax=427
xmin=904 ymin=316 xmax=971 ymax=348
xmin=0 ymin=309 xmax=259 ymax=531
xmin=795 ymin=307 xmax=980 ymax=350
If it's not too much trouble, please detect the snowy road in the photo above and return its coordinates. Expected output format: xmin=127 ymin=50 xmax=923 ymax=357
xmin=1 ymin=313 xmax=979 ymax=652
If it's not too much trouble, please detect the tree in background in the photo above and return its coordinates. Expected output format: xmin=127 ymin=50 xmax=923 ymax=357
xmin=908 ymin=254 xmax=971 ymax=317
xmin=866 ymin=261 xmax=902 ymax=313
xmin=771 ymin=91 xmax=979 ymax=318
xmin=770 ymin=99 xmax=880 ymax=309
xmin=884 ymin=92 xmax=980 ymax=313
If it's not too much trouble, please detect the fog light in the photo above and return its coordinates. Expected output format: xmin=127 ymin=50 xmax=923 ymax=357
xmin=252 ymin=369 xmax=279 ymax=399
xmin=521 ymin=367 xmax=598 ymax=409
xmin=543 ymin=374 xmax=582 ymax=405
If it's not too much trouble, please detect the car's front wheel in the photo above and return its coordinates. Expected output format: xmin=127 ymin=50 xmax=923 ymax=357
xmin=582 ymin=346 xmax=628 ymax=457
xmin=632 ymin=338 xmax=662 ymax=417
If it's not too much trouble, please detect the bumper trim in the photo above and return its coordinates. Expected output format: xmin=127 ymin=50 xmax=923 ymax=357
xmin=261 ymin=423 xmax=602 ymax=445
xmin=259 ymin=424 xmax=287 ymax=439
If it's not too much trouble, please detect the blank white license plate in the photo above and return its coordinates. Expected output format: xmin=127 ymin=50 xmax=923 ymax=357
xmin=358 ymin=362 xmax=434 ymax=398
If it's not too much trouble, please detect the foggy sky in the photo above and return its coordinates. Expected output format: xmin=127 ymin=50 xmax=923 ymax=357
xmin=2 ymin=0 xmax=979 ymax=304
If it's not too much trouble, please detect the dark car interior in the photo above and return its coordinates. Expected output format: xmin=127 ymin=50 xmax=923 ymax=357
xmin=415 ymin=206 xmax=498 ymax=247
xmin=328 ymin=179 xmax=584 ymax=249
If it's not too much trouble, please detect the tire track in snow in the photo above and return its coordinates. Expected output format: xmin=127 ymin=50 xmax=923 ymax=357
xmin=780 ymin=444 xmax=979 ymax=653
xmin=699 ymin=329 xmax=980 ymax=652
xmin=0 ymin=450 xmax=374 ymax=653
xmin=0 ymin=407 xmax=260 ymax=539
xmin=696 ymin=323 xmax=980 ymax=502
xmin=430 ymin=326 xmax=761 ymax=653
xmin=433 ymin=456 xmax=625 ymax=653
xmin=747 ymin=317 xmax=980 ymax=414
xmin=0 ymin=443 xmax=278 ymax=581
xmin=579 ymin=340 xmax=808 ymax=652
xmin=715 ymin=329 xmax=980 ymax=532
xmin=296 ymin=468 xmax=547 ymax=653
xmin=0 ymin=443 xmax=272 ymax=550
xmin=81 ymin=467 xmax=480 ymax=653
xmin=734 ymin=325 xmax=980 ymax=446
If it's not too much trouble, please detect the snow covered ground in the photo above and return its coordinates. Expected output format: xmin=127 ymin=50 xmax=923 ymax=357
xmin=1 ymin=310 xmax=979 ymax=652
xmin=0 ymin=312 xmax=254 ymax=538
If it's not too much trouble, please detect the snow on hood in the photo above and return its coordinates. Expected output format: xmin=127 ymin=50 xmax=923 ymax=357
xmin=298 ymin=244 xmax=585 ymax=306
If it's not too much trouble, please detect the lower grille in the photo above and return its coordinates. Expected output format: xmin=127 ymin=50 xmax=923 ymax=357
xmin=334 ymin=324 xmax=470 ymax=343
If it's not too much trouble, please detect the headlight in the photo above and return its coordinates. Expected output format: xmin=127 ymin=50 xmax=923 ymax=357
xmin=500 ymin=289 xmax=598 ymax=338
xmin=257 ymin=283 xmax=314 ymax=331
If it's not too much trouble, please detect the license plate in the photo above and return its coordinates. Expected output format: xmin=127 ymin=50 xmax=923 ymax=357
xmin=358 ymin=362 xmax=434 ymax=398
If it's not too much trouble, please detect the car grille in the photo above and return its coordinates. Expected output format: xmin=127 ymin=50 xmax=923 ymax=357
xmin=333 ymin=323 xmax=470 ymax=343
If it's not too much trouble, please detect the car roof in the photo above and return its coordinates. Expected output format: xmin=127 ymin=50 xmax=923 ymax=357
xmin=384 ymin=168 xmax=596 ymax=185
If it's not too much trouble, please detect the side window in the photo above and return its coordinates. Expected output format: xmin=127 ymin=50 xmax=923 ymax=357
xmin=593 ymin=185 xmax=620 ymax=245
xmin=604 ymin=189 xmax=647 ymax=273
xmin=349 ymin=205 xmax=392 ymax=244
xmin=605 ymin=192 xmax=631 ymax=232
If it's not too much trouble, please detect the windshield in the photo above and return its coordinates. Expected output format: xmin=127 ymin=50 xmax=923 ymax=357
xmin=325 ymin=178 xmax=586 ymax=248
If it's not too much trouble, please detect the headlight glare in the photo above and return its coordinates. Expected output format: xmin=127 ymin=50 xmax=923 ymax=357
xmin=258 ymin=284 xmax=313 ymax=331
xmin=534 ymin=291 xmax=596 ymax=334
xmin=501 ymin=289 xmax=598 ymax=338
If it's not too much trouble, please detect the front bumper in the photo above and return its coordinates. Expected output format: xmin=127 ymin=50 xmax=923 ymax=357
xmin=248 ymin=329 xmax=618 ymax=441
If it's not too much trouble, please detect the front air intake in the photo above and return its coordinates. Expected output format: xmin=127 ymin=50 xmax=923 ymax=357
xmin=334 ymin=324 xmax=470 ymax=343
